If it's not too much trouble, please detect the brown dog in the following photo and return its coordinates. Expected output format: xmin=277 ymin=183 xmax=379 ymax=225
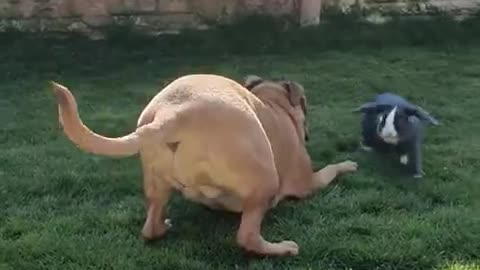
xmin=50 ymin=74 xmax=357 ymax=257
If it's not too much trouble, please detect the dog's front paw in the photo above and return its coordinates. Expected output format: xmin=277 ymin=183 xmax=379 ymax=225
xmin=266 ymin=240 xmax=299 ymax=256
xmin=240 ymin=238 xmax=299 ymax=257
xmin=337 ymin=160 xmax=358 ymax=173
xmin=277 ymin=241 xmax=299 ymax=256
xmin=142 ymin=219 xmax=172 ymax=241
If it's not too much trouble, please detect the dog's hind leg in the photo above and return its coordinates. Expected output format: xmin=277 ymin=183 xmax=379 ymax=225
xmin=140 ymin=151 xmax=173 ymax=241
xmin=226 ymin=151 xmax=298 ymax=256
xmin=215 ymin=134 xmax=299 ymax=256
xmin=236 ymin=168 xmax=299 ymax=256
xmin=312 ymin=161 xmax=358 ymax=191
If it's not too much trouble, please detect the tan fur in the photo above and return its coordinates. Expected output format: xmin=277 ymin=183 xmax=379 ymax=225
xmin=50 ymin=74 xmax=358 ymax=257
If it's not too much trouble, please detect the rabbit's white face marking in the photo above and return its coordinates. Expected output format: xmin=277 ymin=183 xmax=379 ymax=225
xmin=378 ymin=106 xmax=399 ymax=144
xmin=400 ymin=154 xmax=408 ymax=165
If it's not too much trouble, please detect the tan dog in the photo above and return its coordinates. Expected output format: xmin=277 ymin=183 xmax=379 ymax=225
xmin=50 ymin=74 xmax=357 ymax=257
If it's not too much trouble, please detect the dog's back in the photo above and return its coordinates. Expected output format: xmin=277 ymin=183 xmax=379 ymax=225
xmin=136 ymin=74 xmax=262 ymax=128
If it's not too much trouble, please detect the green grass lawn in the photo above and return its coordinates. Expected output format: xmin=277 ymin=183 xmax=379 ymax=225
xmin=1 ymin=22 xmax=480 ymax=269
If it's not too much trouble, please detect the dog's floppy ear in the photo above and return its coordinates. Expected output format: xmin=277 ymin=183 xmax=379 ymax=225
xmin=282 ymin=81 xmax=307 ymax=114
xmin=405 ymin=105 xmax=441 ymax=125
xmin=244 ymin=75 xmax=264 ymax=90
xmin=352 ymin=102 xmax=390 ymax=114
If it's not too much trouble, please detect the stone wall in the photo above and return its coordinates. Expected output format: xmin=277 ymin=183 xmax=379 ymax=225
xmin=357 ymin=0 xmax=480 ymax=16
xmin=0 ymin=0 xmax=479 ymax=38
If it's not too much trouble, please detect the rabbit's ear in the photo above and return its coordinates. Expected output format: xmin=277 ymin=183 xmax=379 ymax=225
xmin=405 ymin=105 xmax=441 ymax=126
xmin=352 ymin=102 xmax=391 ymax=114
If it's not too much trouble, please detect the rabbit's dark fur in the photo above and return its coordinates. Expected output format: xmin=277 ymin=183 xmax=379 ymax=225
xmin=353 ymin=93 xmax=440 ymax=178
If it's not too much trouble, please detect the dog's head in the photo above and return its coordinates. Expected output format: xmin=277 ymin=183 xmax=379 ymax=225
xmin=244 ymin=75 xmax=309 ymax=142
xmin=354 ymin=102 xmax=440 ymax=144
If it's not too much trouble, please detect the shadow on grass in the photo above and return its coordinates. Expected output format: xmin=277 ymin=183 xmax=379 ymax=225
xmin=354 ymin=148 xmax=420 ymax=185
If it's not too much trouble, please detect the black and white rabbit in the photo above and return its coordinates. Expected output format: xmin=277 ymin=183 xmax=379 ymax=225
xmin=353 ymin=92 xmax=440 ymax=178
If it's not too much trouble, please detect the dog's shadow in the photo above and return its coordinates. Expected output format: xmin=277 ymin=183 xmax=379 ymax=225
xmin=352 ymin=147 xmax=421 ymax=188
xmin=142 ymin=196 xmax=304 ymax=263
xmin=314 ymin=136 xmax=421 ymax=188
xmin=142 ymin=196 xmax=240 ymax=246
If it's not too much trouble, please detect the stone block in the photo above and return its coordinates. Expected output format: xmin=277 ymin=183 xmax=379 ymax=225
xmin=190 ymin=0 xmax=238 ymax=21
xmin=0 ymin=0 xmax=72 ymax=19
xmin=105 ymin=0 xmax=127 ymax=14
xmin=123 ymin=0 xmax=137 ymax=11
xmin=266 ymin=0 xmax=296 ymax=15
xmin=0 ymin=2 xmax=17 ymax=18
xmin=138 ymin=0 xmax=156 ymax=11
xmin=72 ymin=0 xmax=108 ymax=16
xmin=157 ymin=0 xmax=191 ymax=13
xmin=70 ymin=0 xmax=113 ymax=27
xmin=242 ymin=0 xmax=295 ymax=16
xmin=19 ymin=0 xmax=36 ymax=18
xmin=300 ymin=0 xmax=320 ymax=26
xmin=47 ymin=0 xmax=73 ymax=18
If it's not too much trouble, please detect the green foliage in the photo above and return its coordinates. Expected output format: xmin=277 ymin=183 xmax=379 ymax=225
xmin=1 ymin=11 xmax=480 ymax=58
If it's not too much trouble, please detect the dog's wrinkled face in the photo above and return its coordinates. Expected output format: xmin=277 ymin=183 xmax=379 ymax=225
xmin=244 ymin=75 xmax=309 ymax=142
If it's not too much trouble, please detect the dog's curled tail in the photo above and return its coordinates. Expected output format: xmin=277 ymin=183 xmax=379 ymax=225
xmin=50 ymin=81 xmax=141 ymax=157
